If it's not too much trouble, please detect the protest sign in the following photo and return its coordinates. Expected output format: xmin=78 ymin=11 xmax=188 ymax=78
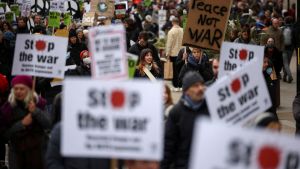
xmin=0 ymin=2 xmax=6 ymax=14
xmin=82 ymin=12 xmax=96 ymax=26
xmin=31 ymin=0 xmax=50 ymax=14
xmin=21 ymin=0 xmax=31 ymax=17
xmin=50 ymin=0 xmax=60 ymax=12
xmin=48 ymin=11 xmax=60 ymax=28
xmin=5 ymin=12 xmax=15 ymax=23
xmin=205 ymin=60 xmax=271 ymax=125
xmin=63 ymin=12 xmax=72 ymax=26
xmin=54 ymin=29 xmax=69 ymax=37
xmin=58 ymin=0 xmax=65 ymax=13
xmin=182 ymin=0 xmax=232 ymax=51
xmin=88 ymin=24 xmax=128 ymax=80
xmin=10 ymin=4 xmax=20 ymax=17
xmin=218 ymin=42 xmax=265 ymax=78
xmin=190 ymin=120 xmax=300 ymax=169
xmin=64 ymin=0 xmax=79 ymax=16
xmin=90 ymin=0 xmax=115 ymax=18
xmin=144 ymin=0 xmax=152 ymax=7
xmin=12 ymin=34 xmax=68 ymax=78
xmin=127 ymin=53 xmax=138 ymax=78
xmin=158 ymin=10 xmax=166 ymax=39
xmin=115 ymin=2 xmax=126 ymax=19
xmin=62 ymin=79 xmax=164 ymax=160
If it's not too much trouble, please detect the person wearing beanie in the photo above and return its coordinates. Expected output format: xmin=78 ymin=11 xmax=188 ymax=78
xmin=161 ymin=71 xmax=210 ymax=169
xmin=0 ymin=75 xmax=50 ymax=169
xmin=66 ymin=50 xmax=91 ymax=76
xmin=68 ymin=29 xmax=88 ymax=66
xmin=178 ymin=47 xmax=214 ymax=86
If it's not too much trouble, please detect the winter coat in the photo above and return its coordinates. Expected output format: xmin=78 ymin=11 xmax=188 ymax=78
xmin=128 ymin=43 xmax=162 ymax=69
xmin=265 ymin=47 xmax=283 ymax=76
xmin=126 ymin=27 xmax=140 ymax=50
xmin=0 ymin=39 xmax=13 ymax=80
xmin=66 ymin=64 xmax=91 ymax=76
xmin=16 ymin=27 xmax=30 ymax=34
xmin=266 ymin=26 xmax=284 ymax=51
xmin=166 ymin=26 xmax=184 ymax=57
xmin=179 ymin=54 xmax=214 ymax=85
xmin=69 ymin=43 xmax=88 ymax=66
xmin=46 ymin=123 xmax=110 ymax=169
xmin=134 ymin=66 xmax=162 ymax=79
xmin=0 ymin=97 xmax=50 ymax=169
xmin=161 ymin=96 xmax=210 ymax=169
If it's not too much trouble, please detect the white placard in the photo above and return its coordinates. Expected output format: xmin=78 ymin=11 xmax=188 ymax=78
xmin=88 ymin=24 xmax=128 ymax=80
xmin=62 ymin=79 xmax=164 ymax=160
xmin=158 ymin=10 xmax=166 ymax=39
xmin=12 ymin=34 xmax=68 ymax=78
xmin=205 ymin=60 xmax=271 ymax=125
xmin=190 ymin=119 xmax=300 ymax=169
xmin=219 ymin=42 xmax=264 ymax=78
xmin=50 ymin=0 xmax=60 ymax=12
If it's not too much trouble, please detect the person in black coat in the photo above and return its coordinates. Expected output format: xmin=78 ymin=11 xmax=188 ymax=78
xmin=128 ymin=31 xmax=162 ymax=70
xmin=178 ymin=48 xmax=214 ymax=86
xmin=68 ymin=30 xmax=88 ymax=66
xmin=124 ymin=18 xmax=140 ymax=50
xmin=265 ymin=38 xmax=283 ymax=78
xmin=0 ymin=31 xmax=13 ymax=81
xmin=161 ymin=72 xmax=210 ymax=169
xmin=16 ymin=17 xmax=30 ymax=34
xmin=134 ymin=48 xmax=162 ymax=79
xmin=66 ymin=50 xmax=91 ymax=76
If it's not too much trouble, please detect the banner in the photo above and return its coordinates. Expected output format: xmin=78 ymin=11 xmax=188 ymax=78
xmin=190 ymin=120 xmax=300 ymax=169
xmin=10 ymin=4 xmax=20 ymax=17
xmin=205 ymin=60 xmax=271 ymax=125
xmin=182 ymin=0 xmax=232 ymax=51
xmin=48 ymin=11 xmax=61 ymax=28
xmin=88 ymin=24 xmax=128 ymax=80
xmin=218 ymin=42 xmax=265 ymax=78
xmin=63 ymin=12 xmax=72 ymax=26
xmin=62 ymin=79 xmax=164 ymax=160
xmin=127 ymin=53 xmax=138 ymax=78
xmin=12 ymin=34 xmax=68 ymax=78
xmin=82 ymin=12 xmax=96 ymax=26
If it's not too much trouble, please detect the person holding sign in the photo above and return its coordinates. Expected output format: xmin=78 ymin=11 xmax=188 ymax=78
xmin=178 ymin=47 xmax=214 ymax=85
xmin=134 ymin=48 xmax=162 ymax=79
xmin=68 ymin=30 xmax=88 ymax=66
xmin=0 ymin=75 xmax=51 ymax=169
xmin=66 ymin=50 xmax=91 ymax=76
xmin=161 ymin=72 xmax=210 ymax=169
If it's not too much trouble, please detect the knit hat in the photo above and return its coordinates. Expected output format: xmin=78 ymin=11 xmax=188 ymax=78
xmin=69 ymin=29 xmax=77 ymax=38
xmin=145 ymin=15 xmax=152 ymax=22
xmin=0 ymin=74 xmax=8 ymax=94
xmin=254 ymin=112 xmax=279 ymax=127
xmin=182 ymin=72 xmax=204 ymax=91
xmin=11 ymin=75 xmax=32 ymax=89
xmin=80 ymin=50 xmax=89 ymax=60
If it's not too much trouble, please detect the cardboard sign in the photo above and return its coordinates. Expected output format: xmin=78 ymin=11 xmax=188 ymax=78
xmin=54 ymin=29 xmax=69 ymax=37
xmin=205 ymin=60 xmax=271 ymax=125
xmin=88 ymin=24 xmax=128 ymax=80
xmin=90 ymin=0 xmax=115 ymax=18
xmin=5 ymin=12 xmax=15 ymax=23
xmin=63 ymin=12 xmax=72 ymax=26
xmin=82 ymin=12 xmax=96 ymax=26
xmin=190 ymin=120 xmax=300 ymax=169
xmin=48 ymin=11 xmax=60 ymax=28
xmin=10 ymin=4 xmax=20 ymax=17
xmin=127 ymin=53 xmax=138 ymax=78
xmin=62 ymin=79 xmax=164 ymax=160
xmin=12 ymin=34 xmax=68 ymax=78
xmin=218 ymin=42 xmax=265 ymax=78
xmin=182 ymin=0 xmax=232 ymax=51
xmin=115 ymin=2 xmax=126 ymax=19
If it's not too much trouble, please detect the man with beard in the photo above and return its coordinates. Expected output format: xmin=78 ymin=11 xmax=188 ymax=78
xmin=161 ymin=72 xmax=210 ymax=169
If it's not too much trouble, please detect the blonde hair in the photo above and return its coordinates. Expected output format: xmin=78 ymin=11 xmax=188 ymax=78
xmin=8 ymin=88 xmax=39 ymax=108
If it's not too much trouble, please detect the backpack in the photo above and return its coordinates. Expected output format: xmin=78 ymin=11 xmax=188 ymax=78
xmin=283 ymin=26 xmax=292 ymax=46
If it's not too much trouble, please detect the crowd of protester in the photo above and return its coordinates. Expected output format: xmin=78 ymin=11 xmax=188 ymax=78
xmin=0 ymin=0 xmax=299 ymax=169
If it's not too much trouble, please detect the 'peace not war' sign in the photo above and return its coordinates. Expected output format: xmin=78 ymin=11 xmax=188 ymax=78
xmin=205 ymin=60 xmax=271 ymax=125
xmin=182 ymin=0 xmax=232 ymax=51
xmin=190 ymin=120 xmax=300 ymax=169
xmin=89 ymin=24 xmax=128 ymax=80
xmin=12 ymin=34 xmax=68 ymax=78
xmin=62 ymin=79 xmax=164 ymax=160
xmin=218 ymin=42 xmax=264 ymax=78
